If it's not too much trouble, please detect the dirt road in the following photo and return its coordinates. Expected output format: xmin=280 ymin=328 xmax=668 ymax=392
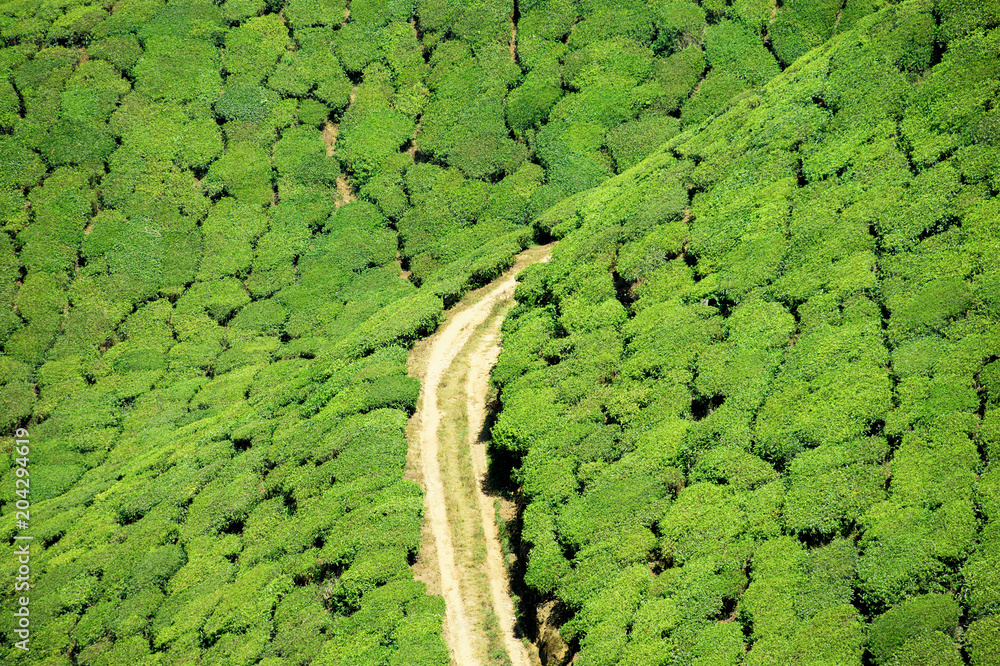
xmin=409 ymin=245 xmax=552 ymax=666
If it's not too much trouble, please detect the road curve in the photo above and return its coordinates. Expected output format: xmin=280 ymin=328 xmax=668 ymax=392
xmin=411 ymin=245 xmax=552 ymax=666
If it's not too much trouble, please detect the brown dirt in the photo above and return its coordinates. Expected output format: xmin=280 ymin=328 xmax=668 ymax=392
xmin=396 ymin=253 xmax=412 ymax=281
xmin=536 ymin=601 xmax=572 ymax=666
xmin=408 ymin=244 xmax=553 ymax=666
xmin=329 ymin=84 xmax=359 ymax=207
xmin=322 ymin=121 xmax=338 ymax=157
xmin=466 ymin=324 xmax=526 ymax=665
xmin=335 ymin=175 xmax=355 ymax=207
xmin=509 ymin=10 xmax=518 ymax=62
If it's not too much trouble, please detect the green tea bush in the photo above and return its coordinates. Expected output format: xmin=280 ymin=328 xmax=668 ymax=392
xmin=215 ymin=84 xmax=281 ymax=124
xmin=223 ymin=15 xmax=289 ymax=84
xmin=135 ymin=0 xmax=227 ymax=42
xmin=566 ymin=0 xmax=654 ymax=47
xmin=337 ymin=104 xmax=414 ymax=186
xmin=0 ymin=137 xmax=46 ymax=190
xmin=505 ymin=68 xmax=563 ymax=133
xmin=934 ymin=0 xmax=1000 ymax=39
xmin=704 ymin=19 xmax=780 ymax=86
xmin=769 ymin=0 xmax=843 ymax=66
xmin=868 ymin=593 xmax=960 ymax=664
xmin=963 ymin=524 xmax=1000 ymax=617
xmin=966 ymin=613 xmax=1000 ymax=666
xmin=652 ymin=0 xmax=707 ymax=53
xmin=197 ymin=199 xmax=268 ymax=281
xmin=133 ymin=37 xmax=221 ymax=106
xmin=681 ymin=69 xmax=750 ymax=127
xmin=207 ymin=141 xmax=275 ymax=206
xmin=19 ymin=167 xmax=95 ymax=274
xmin=784 ymin=439 xmax=888 ymax=536
xmin=887 ymin=631 xmax=963 ymax=666
xmin=283 ymin=0 xmax=345 ymax=28
xmin=175 ymin=278 xmax=251 ymax=323
xmin=273 ymin=125 xmax=340 ymax=188
xmin=88 ymin=35 xmax=143 ymax=73
xmin=607 ymin=115 xmax=681 ymax=171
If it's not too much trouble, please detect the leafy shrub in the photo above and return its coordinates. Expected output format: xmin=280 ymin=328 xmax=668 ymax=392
xmin=224 ymin=15 xmax=289 ymax=84
xmin=134 ymin=37 xmax=221 ymax=106
xmin=652 ymin=1 xmax=707 ymax=53
xmin=681 ymin=69 xmax=749 ymax=127
xmin=273 ymin=125 xmax=340 ymax=188
xmin=607 ymin=115 xmax=681 ymax=171
xmin=0 ymin=137 xmax=46 ymax=190
xmin=207 ymin=141 xmax=274 ymax=206
xmin=176 ymin=279 xmax=251 ymax=324
xmin=784 ymin=439 xmax=887 ymax=536
xmin=284 ymin=0 xmax=346 ymax=28
xmin=770 ymin=0 xmax=843 ymax=66
xmin=19 ymin=167 xmax=95 ymax=274
xmin=963 ymin=524 xmax=1000 ymax=617
xmin=868 ymin=593 xmax=960 ymax=664
xmin=506 ymin=68 xmax=563 ymax=133
xmin=704 ymin=19 xmax=780 ymax=86
xmin=966 ymin=613 xmax=1000 ymax=666
xmin=888 ymin=631 xmax=963 ymax=666
xmin=215 ymin=84 xmax=281 ymax=124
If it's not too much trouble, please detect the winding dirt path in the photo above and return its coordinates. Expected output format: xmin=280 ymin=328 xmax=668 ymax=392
xmin=409 ymin=245 xmax=552 ymax=666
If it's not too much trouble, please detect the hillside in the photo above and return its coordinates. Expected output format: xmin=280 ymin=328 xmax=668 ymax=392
xmin=490 ymin=1 xmax=1000 ymax=664
xmin=0 ymin=0 xmax=997 ymax=665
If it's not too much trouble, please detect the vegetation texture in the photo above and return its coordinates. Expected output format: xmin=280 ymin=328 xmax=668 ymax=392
xmin=490 ymin=2 xmax=1000 ymax=664
xmin=0 ymin=0 xmax=996 ymax=664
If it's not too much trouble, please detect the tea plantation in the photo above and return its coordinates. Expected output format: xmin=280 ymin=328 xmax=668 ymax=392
xmin=0 ymin=0 xmax=995 ymax=664
xmin=491 ymin=1 xmax=1000 ymax=664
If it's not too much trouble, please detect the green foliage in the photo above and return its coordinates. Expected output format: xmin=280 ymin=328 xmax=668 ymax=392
xmin=0 ymin=137 xmax=46 ymax=190
xmin=136 ymin=0 xmax=228 ymax=43
xmin=966 ymin=614 xmax=1000 ymax=666
xmin=901 ymin=29 xmax=1000 ymax=167
xmin=351 ymin=0 xmax=415 ymax=26
xmin=208 ymin=141 xmax=275 ymax=205
xmin=20 ymin=167 xmax=95 ymax=274
xmin=176 ymin=279 xmax=251 ymax=323
xmin=770 ymin=0 xmax=844 ymax=66
xmin=419 ymin=45 xmax=525 ymax=180
xmin=337 ymin=99 xmax=415 ymax=186
xmin=273 ymin=125 xmax=340 ymax=192
xmin=704 ymin=19 xmax=780 ymax=86
xmin=215 ymin=84 xmax=281 ymax=123
xmin=652 ymin=1 xmax=708 ymax=53
xmin=133 ymin=37 xmax=221 ymax=106
xmin=963 ymin=524 xmax=1000 ymax=617
xmin=784 ymin=439 xmax=888 ymax=536
xmin=224 ymin=15 xmax=289 ymax=84
xmin=506 ymin=68 xmax=563 ymax=133
xmin=681 ymin=69 xmax=749 ymax=127
xmin=868 ymin=593 xmax=961 ymax=664
xmin=888 ymin=631 xmax=963 ymax=666
xmin=197 ymin=198 xmax=268 ymax=281
xmin=607 ymin=115 xmax=681 ymax=172
xmin=935 ymin=0 xmax=1000 ymax=39
xmin=486 ymin=6 xmax=999 ymax=663
xmin=284 ymin=0 xmax=346 ymax=28
xmin=269 ymin=38 xmax=353 ymax=109
xmin=2 ymin=1 xmax=991 ymax=665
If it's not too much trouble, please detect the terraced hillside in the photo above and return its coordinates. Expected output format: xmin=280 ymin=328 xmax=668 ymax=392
xmin=0 ymin=0 xmax=994 ymax=665
xmin=490 ymin=2 xmax=1000 ymax=663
